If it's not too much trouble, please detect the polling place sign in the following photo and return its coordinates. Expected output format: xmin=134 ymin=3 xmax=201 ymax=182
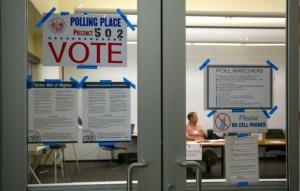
xmin=213 ymin=111 xmax=267 ymax=133
xmin=43 ymin=14 xmax=127 ymax=66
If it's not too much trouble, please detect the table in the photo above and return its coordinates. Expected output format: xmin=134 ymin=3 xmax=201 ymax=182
xmin=194 ymin=139 xmax=286 ymax=177
xmin=28 ymin=145 xmax=49 ymax=184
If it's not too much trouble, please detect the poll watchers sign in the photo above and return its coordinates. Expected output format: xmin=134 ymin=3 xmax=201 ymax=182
xmin=43 ymin=14 xmax=127 ymax=66
xmin=213 ymin=111 xmax=267 ymax=133
xmin=206 ymin=66 xmax=272 ymax=109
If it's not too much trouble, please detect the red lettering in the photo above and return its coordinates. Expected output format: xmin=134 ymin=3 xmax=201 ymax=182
xmin=108 ymin=43 xmax=122 ymax=64
xmin=69 ymin=42 xmax=89 ymax=63
xmin=91 ymin=43 xmax=106 ymax=63
xmin=48 ymin=42 xmax=67 ymax=63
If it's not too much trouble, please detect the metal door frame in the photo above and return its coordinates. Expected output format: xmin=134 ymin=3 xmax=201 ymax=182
xmin=1 ymin=0 xmax=298 ymax=190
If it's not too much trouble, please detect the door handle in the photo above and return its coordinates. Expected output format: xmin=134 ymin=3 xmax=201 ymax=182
xmin=127 ymin=161 xmax=147 ymax=191
xmin=178 ymin=161 xmax=202 ymax=191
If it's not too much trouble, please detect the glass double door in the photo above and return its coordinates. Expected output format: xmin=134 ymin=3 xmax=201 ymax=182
xmin=1 ymin=0 xmax=299 ymax=191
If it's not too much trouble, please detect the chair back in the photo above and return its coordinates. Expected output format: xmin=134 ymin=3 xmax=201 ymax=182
xmin=98 ymin=141 xmax=116 ymax=147
xmin=265 ymin=129 xmax=285 ymax=139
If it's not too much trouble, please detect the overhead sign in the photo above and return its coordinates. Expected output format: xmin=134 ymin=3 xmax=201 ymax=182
xmin=206 ymin=66 xmax=272 ymax=109
xmin=82 ymin=82 xmax=131 ymax=142
xmin=186 ymin=142 xmax=202 ymax=160
xmin=43 ymin=14 xmax=127 ymax=66
xmin=213 ymin=111 xmax=267 ymax=133
xmin=28 ymin=82 xmax=78 ymax=143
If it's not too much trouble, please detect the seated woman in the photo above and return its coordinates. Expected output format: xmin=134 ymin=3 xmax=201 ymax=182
xmin=186 ymin=112 xmax=218 ymax=173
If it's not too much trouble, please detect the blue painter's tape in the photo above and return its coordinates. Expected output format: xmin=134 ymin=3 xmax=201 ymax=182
xmin=199 ymin=59 xmax=211 ymax=70
xmin=84 ymin=12 xmax=88 ymax=16
xmin=77 ymin=65 xmax=97 ymax=69
xmin=100 ymin=80 xmax=112 ymax=83
xmin=123 ymin=77 xmax=136 ymax=89
xmin=60 ymin=12 xmax=69 ymax=15
xmin=237 ymin=182 xmax=249 ymax=186
xmin=44 ymin=79 xmax=61 ymax=83
xmin=237 ymin=133 xmax=248 ymax=138
xmin=262 ymin=110 xmax=271 ymax=119
xmin=207 ymin=110 xmax=217 ymax=118
xmin=27 ymin=75 xmax=33 ymax=89
xmin=269 ymin=106 xmax=278 ymax=115
xmin=36 ymin=7 xmax=56 ymax=28
xmin=116 ymin=8 xmax=135 ymax=31
xmin=78 ymin=76 xmax=88 ymax=89
xmin=70 ymin=77 xmax=79 ymax=87
xmin=27 ymin=75 xmax=32 ymax=81
xmin=232 ymin=109 xmax=245 ymax=113
xmin=70 ymin=76 xmax=88 ymax=89
xmin=266 ymin=60 xmax=279 ymax=71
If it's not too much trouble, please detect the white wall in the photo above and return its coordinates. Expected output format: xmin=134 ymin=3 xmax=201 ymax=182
xmin=186 ymin=45 xmax=286 ymax=133
xmin=62 ymin=44 xmax=286 ymax=160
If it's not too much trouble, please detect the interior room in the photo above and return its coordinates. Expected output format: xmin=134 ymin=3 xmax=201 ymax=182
xmin=27 ymin=0 xmax=289 ymax=186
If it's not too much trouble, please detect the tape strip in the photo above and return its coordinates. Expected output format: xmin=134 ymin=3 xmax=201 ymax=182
xmin=269 ymin=106 xmax=278 ymax=115
xmin=116 ymin=8 xmax=135 ymax=31
xmin=266 ymin=60 xmax=279 ymax=71
xmin=60 ymin=12 xmax=69 ymax=15
xmin=36 ymin=7 xmax=56 ymax=28
xmin=123 ymin=77 xmax=136 ymax=89
xmin=232 ymin=109 xmax=245 ymax=113
xmin=77 ymin=65 xmax=97 ymax=69
xmin=237 ymin=133 xmax=248 ymax=138
xmin=70 ymin=76 xmax=88 ymax=89
xmin=199 ymin=59 xmax=211 ymax=70
xmin=44 ymin=79 xmax=61 ymax=83
xmin=27 ymin=75 xmax=33 ymax=89
xmin=262 ymin=110 xmax=271 ymax=119
xmin=100 ymin=80 xmax=112 ymax=83
xmin=207 ymin=110 xmax=217 ymax=118
xmin=236 ymin=182 xmax=249 ymax=186
xmin=84 ymin=12 xmax=88 ymax=16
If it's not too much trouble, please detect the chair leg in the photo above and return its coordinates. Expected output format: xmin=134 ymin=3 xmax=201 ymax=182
xmin=62 ymin=148 xmax=67 ymax=182
xmin=59 ymin=149 xmax=65 ymax=178
xmin=54 ymin=150 xmax=57 ymax=183
xmin=72 ymin=143 xmax=80 ymax=173
xmin=28 ymin=164 xmax=41 ymax=184
xmin=97 ymin=148 xmax=101 ymax=167
xmin=111 ymin=150 xmax=114 ymax=163
xmin=43 ymin=149 xmax=53 ymax=165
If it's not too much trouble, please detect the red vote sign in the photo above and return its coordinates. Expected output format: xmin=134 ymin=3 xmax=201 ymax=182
xmin=43 ymin=14 xmax=127 ymax=67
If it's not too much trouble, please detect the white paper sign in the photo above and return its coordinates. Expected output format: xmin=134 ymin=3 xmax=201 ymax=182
xmin=43 ymin=14 xmax=127 ymax=66
xmin=225 ymin=136 xmax=259 ymax=183
xmin=82 ymin=82 xmax=131 ymax=142
xmin=213 ymin=111 xmax=267 ymax=133
xmin=207 ymin=66 xmax=272 ymax=109
xmin=186 ymin=142 xmax=202 ymax=160
xmin=28 ymin=82 xmax=78 ymax=143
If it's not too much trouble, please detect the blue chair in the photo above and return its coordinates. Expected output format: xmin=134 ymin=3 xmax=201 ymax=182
xmin=97 ymin=141 xmax=127 ymax=164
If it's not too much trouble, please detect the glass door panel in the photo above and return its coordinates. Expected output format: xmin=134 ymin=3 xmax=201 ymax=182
xmin=27 ymin=0 xmax=139 ymax=185
xmin=184 ymin=0 xmax=291 ymax=189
